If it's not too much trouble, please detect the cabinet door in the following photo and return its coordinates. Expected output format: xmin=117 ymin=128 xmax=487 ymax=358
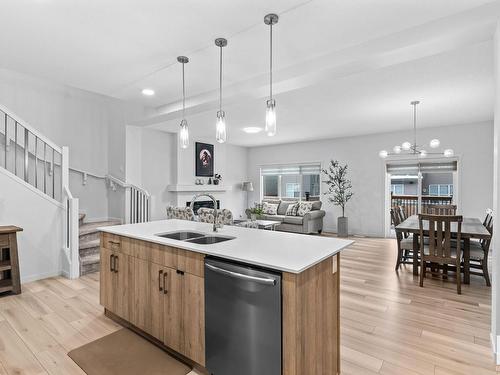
xmin=163 ymin=270 xmax=182 ymax=354
xmin=149 ymin=262 xmax=165 ymax=341
xmin=114 ymin=252 xmax=134 ymax=321
xmin=132 ymin=258 xmax=151 ymax=333
xmin=100 ymin=247 xmax=115 ymax=311
xmin=180 ymin=273 xmax=205 ymax=365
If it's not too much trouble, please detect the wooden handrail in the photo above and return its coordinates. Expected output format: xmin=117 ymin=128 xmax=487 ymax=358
xmin=391 ymin=195 xmax=453 ymax=201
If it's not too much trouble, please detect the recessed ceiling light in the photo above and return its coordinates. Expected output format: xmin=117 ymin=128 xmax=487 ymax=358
xmin=142 ymin=88 xmax=155 ymax=96
xmin=243 ymin=127 xmax=263 ymax=134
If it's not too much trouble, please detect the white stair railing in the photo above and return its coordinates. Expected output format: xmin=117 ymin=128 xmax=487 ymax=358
xmin=0 ymin=104 xmax=80 ymax=278
xmin=70 ymin=168 xmax=151 ymax=224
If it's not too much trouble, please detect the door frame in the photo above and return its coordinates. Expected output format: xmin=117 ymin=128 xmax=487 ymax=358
xmin=383 ymin=156 xmax=461 ymax=238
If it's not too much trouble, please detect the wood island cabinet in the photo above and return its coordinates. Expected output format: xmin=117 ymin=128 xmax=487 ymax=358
xmin=100 ymin=233 xmax=206 ymax=366
xmin=100 ymin=232 xmax=340 ymax=375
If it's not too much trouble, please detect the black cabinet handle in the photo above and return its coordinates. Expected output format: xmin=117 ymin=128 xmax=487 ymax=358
xmin=163 ymin=271 xmax=168 ymax=294
xmin=114 ymin=255 xmax=119 ymax=273
xmin=158 ymin=270 xmax=163 ymax=291
xmin=109 ymin=254 xmax=114 ymax=272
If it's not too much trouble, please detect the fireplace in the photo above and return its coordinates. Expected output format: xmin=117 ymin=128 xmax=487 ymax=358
xmin=186 ymin=200 xmax=220 ymax=215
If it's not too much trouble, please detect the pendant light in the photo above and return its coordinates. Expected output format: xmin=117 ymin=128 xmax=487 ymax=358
xmin=177 ymin=56 xmax=189 ymax=149
xmin=378 ymin=101 xmax=454 ymax=159
xmin=215 ymin=38 xmax=228 ymax=143
xmin=264 ymin=13 xmax=278 ymax=136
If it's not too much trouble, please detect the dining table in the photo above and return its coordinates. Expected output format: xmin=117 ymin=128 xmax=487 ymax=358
xmin=395 ymin=215 xmax=491 ymax=284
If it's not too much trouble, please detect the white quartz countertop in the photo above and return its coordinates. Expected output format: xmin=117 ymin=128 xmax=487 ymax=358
xmin=98 ymin=219 xmax=354 ymax=274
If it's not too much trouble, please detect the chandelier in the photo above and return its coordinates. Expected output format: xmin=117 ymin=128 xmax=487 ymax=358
xmin=379 ymin=101 xmax=454 ymax=159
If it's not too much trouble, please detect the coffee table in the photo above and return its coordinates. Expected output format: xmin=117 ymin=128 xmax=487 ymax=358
xmin=236 ymin=219 xmax=281 ymax=230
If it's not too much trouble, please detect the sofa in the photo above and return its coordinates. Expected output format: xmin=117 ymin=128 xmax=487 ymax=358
xmin=245 ymin=199 xmax=325 ymax=234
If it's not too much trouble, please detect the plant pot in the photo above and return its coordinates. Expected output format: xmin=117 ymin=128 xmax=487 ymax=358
xmin=337 ymin=216 xmax=348 ymax=237
xmin=251 ymin=214 xmax=257 ymax=221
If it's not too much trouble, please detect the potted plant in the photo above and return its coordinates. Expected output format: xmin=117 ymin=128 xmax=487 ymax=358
xmin=249 ymin=206 xmax=263 ymax=221
xmin=322 ymin=160 xmax=353 ymax=237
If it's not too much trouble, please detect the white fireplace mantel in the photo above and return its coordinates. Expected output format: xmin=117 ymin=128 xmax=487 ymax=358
xmin=167 ymin=184 xmax=233 ymax=192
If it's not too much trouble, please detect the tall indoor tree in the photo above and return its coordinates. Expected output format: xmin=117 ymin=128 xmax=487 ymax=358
xmin=322 ymin=160 xmax=354 ymax=237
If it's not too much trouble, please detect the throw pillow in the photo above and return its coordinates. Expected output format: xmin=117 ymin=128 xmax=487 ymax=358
xmin=286 ymin=203 xmax=300 ymax=216
xmin=297 ymin=202 xmax=313 ymax=216
xmin=262 ymin=202 xmax=279 ymax=215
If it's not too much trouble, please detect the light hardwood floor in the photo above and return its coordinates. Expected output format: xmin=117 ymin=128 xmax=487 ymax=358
xmin=0 ymin=237 xmax=496 ymax=374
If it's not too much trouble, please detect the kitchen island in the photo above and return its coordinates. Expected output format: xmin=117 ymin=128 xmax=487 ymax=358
xmin=99 ymin=219 xmax=353 ymax=375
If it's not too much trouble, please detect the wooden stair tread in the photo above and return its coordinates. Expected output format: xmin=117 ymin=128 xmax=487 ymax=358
xmin=79 ymin=239 xmax=100 ymax=250
xmin=0 ymin=279 xmax=13 ymax=293
xmin=79 ymin=221 xmax=121 ymax=236
xmin=80 ymin=253 xmax=100 ymax=266
xmin=0 ymin=260 xmax=12 ymax=272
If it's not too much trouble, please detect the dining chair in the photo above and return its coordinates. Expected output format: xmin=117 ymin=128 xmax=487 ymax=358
xmin=468 ymin=217 xmax=493 ymax=286
xmin=391 ymin=208 xmax=413 ymax=270
xmin=483 ymin=209 xmax=493 ymax=227
xmin=425 ymin=204 xmax=457 ymax=215
xmin=418 ymin=214 xmax=463 ymax=294
xmin=397 ymin=205 xmax=407 ymax=223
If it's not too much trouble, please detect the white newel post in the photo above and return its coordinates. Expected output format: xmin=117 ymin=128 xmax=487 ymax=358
xmin=62 ymin=146 xmax=80 ymax=279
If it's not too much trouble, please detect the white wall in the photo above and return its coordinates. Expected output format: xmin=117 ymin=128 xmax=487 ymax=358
xmin=0 ymin=169 xmax=63 ymax=282
xmin=0 ymin=68 xmax=149 ymax=221
xmin=174 ymin=137 xmax=248 ymax=219
xmin=126 ymin=129 xmax=248 ymax=220
xmin=247 ymin=121 xmax=493 ymax=236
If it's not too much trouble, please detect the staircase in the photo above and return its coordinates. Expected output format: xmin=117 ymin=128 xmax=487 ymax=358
xmin=79 ymin=214 xmax=121 ymax=276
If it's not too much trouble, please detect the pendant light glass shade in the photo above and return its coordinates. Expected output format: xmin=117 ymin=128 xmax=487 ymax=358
xmin=177 ymin=56 xmax=189 ymax=149
xmin=179 ymin=119 xmax=189 ymax=149
xmin=264 ymin=14 xmax=278 ymax=137
xmin=216 ymin=110 xmax=227 ymax=143
xmin=215 ymin=38 xmax=228 ymax=143
xmin=266 ymin=99 xmax=276 ymax=136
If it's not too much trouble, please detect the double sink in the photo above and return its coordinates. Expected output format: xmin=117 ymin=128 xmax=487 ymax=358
xmin=155 ymin=231 xmax=235 ymax=245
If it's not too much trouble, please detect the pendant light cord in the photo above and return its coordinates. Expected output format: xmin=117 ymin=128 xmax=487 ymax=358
xmin=269 ymin=22 xmax=273 ymax=100
xmin=182 ymin=62 xmax=186 ymax=119
xmin=219 ymin=46 xmax=223 ymax=112
xmin=413 ymin=102 xmax=417 ymax=151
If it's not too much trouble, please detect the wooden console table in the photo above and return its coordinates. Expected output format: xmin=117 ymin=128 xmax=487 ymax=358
xmin=0 ymin=226 xmax=23 ymax=295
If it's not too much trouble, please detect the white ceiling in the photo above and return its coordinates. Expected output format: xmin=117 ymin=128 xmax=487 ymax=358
xmin=1 ymin=0 xmax=499 ymax=146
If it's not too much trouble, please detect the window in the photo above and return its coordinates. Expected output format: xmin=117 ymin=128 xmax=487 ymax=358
xmin=285 ymin=183 xmax=300 ymax=198
xmin=428 ymin=184 xmax=453 ymax=197
xmin=260 ymin=163 xmax=321 ymax=200
xmin=391 ymin=184 xmax=404 ymax=195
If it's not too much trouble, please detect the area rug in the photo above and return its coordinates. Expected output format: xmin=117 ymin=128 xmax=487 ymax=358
xmin=68 ymin=328 xmax=191 ymax=375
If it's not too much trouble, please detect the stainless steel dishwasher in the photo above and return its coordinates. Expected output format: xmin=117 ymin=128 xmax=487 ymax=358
xmin=205 ymin=257 xmax=282 ymax=375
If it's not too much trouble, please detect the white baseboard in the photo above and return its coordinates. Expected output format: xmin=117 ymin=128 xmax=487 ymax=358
xmin=21 ymin=270 xmax=62 ymax=284
xmin=491 ymin=333 xmax=500 ymax=365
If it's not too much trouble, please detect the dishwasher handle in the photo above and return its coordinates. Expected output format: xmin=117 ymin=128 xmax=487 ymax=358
xmin=206 ymin=263 xmax=277 ymax=285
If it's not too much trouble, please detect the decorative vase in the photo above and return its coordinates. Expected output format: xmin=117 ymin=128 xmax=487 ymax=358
xmin=337 ymin=216 xmax=348 ymax=237
xmin=251 ymin=214 xmax=257 ymax=221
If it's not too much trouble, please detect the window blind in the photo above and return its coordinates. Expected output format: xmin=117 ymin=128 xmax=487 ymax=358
xmin=261 ymin=164 xmax=321 ymax=176
xmin=386 ymin=161 xmax=457 ymax=174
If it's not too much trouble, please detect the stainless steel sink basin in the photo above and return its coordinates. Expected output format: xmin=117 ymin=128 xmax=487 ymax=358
xmin=186 ymin=235 xmax=235 ymax=245
xmin=156 ymin=231 xmax=205 ymax=241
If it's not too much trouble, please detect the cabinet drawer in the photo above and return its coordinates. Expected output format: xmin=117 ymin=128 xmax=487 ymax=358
xmin=101 ymin=233 xmax=122 ymax=251
xmin=132 ymin=240 xmax=177 ymax=270
xmin=0 ymin=234 xmax=9 ymax=248
xmin=176 ymin=249 xmax=204 ymax=278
